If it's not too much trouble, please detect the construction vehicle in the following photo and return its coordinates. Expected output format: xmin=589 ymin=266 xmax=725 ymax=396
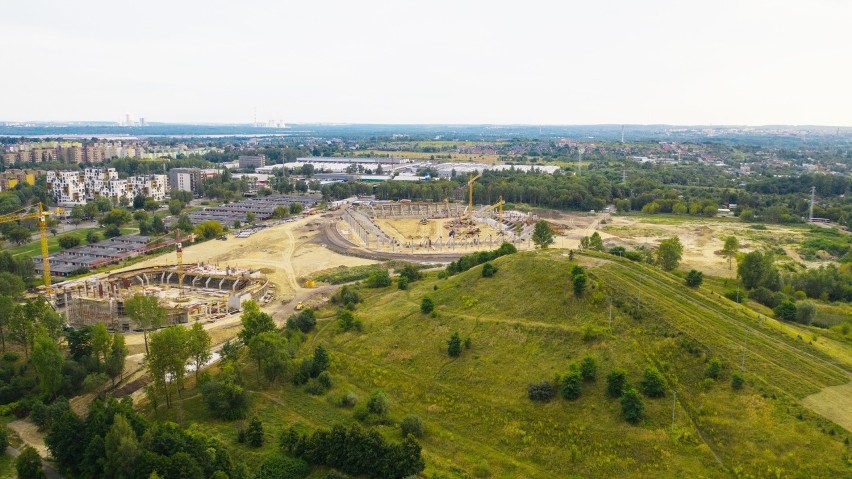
xmin=0 ymin=203 xmax=64 ymax=297
xmin=304 ymin=280 xmax=316 ymax=288
xmin=295 ymin=301 xmax=304 ymax=311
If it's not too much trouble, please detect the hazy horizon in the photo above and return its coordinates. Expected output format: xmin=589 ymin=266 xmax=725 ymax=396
xmin=2 ymin=0 xmax=851 ymax=126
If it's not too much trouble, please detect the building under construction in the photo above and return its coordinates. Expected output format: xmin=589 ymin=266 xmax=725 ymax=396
xmin=54 ymin=264 xmax=270 ymax=331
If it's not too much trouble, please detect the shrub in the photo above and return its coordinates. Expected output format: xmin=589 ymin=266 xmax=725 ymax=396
xmin=579 ymin=356 xmax=597 ymax=382
xmin=481 ymin=262 xmax=497 ymax=277
xmin=0 ymin=426 xmax=7 ymax=451
xmin=337 ymin=391 xmax=359 ymax=408
xmin=400 ymin=415 xmax=425 ymax=438
xmin=331 ymin=285 xmax=362 ymax=309
xmin=16 ymin=446 xmax=45 ymax=479
xmin=621 ymin=388 xmax=644 ymax=424
xmin=57 ymin=235 xmax=81 ymax=250
xmin=723 ymin=289 xmax=746 ymax=302
xmin=796 ymin=301 xmax=817 ymax=325
xmin=255 ymin=454 xmax=310 ymax=479
xmin=464 ymin=337 xmax=472 ymax=349
xmin=606 ymin=368 xmax=627 ymax=398
xmin=305 ymin=377 xmax=330 ymax=395
xmin=573 ymin=274 xmax=587 ymax=296
xmin=202 ymin=372 xmax=250 ymax=420
xmin=420 ymin=297 xmax=435 ymax=314
xmin=731 ymin=372 xmax=745 ymax=390
xmin=398 ymin=264 xmax=423 ymax=282
xmin=447 ymin=332 xmax=462 ymax=358
xmin=287 ymin=309 xmax=317 ymax=333
xmin=685 ymin=270 xmax=703 ymax=287
xmin=245 ymin=416 xmax=264 ymax=447
xmin=560 ymin=370 xmax=582 ymax=400
xmin=338 ymin=310 xmax=362 ymax=332
xmin=705 ymin=357 xmax=722 ymax=380
xmin=397 ymin=277 xmax=409 ymax=290
xmin=366 ymin=390 xmax=390 ymax=417
xmin=365 ymin=270 xmax=392 ymax=288
xmin=773 ymin=299 xmax=798 ymax=321
xmin=640 ymin=367 xmax=666 ymax=398
xmin=749 ymin=286 xmax=783 ymax=308
xmin=527 ymin=381 xmax=556 ymax=402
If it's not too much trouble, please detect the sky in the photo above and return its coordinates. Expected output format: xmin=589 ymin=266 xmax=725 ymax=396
xmin=1 ymin=0 xmax=850 ymax=126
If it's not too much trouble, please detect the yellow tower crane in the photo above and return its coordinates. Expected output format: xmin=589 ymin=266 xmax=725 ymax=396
xmin=0 ymin=203 xmax=64 ymax=297
xmin=175 ymin=230 xmax=185 ymax=293
xmin=466 ymin=173 xmax=482 ymax=217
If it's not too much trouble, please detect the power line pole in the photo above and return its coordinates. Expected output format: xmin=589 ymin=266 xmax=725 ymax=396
xmin=809 ymin=186 xmax=815 ymax=222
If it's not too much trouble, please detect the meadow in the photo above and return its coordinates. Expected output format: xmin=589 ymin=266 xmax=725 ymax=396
xmin=151 ymin=250 xmax=851 ymax=478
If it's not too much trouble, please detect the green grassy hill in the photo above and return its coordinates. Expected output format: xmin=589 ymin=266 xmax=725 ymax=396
xmin=155 ymin=250 xmax=852 ymax=478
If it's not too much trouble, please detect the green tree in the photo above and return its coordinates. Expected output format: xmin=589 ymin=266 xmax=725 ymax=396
xmin=86 ymin=229 xmax=102 ymax=244
xmin=57 ymin=234 xmax=81 ymax=249
xmin=194 ymin=220 xmax=224 ymax=240
xmin=271 ymin=206 xmax=289 ymax=219
xmin=168 ymin=199 xmax=185 ymax=216
xmin=722 ymin=236 xmax=739 ymax=270
xmin=245 ymin=416 xmax=264 ymax=447
xmin=70 ymin=205 xmax=86 ymax=225
xmin=105 ymin=333 xmax=128 ymax=386
xmin=400 ymin=415 xmax=425 ymax=439
xmin=447 ymin=332 xmax=462 ymax=358
xmin=32 ymin=332 xmax=64 ymax=399
xmin=532 ymin=220 xmax=554 ymax=248
xmin=0 ymin=272 xmax=25 ymax=297
xmin=731 ymin=372 xmax=745 ymax=390
xmin=685 ymin=269 xmax=704 ymax=287
xmin=580 ymin=356 xmax=597 ymax=382
xmin=572 ymin=273 xmax=587 ymax=296
xmin=656 ymin=236 xmax=683 ymax=271
xmin=705 ymin=357 xmax=722 ymax=379
xmin=366 ymin=390 xmax=390 ymax=417
xmin=481 ymin=262 xmax=497 ymax=277
xmin=16 ymin=446 xmax=45 ymax=479
xmin=148 ymin=326 xmax=190 ymax=408
xmin=795 ymin=300 xmax=817 ymax=325
xmin=773 ymin=299 xmax=798 ymax=321
xmin=245 ymin=212 xmax=257 ymax=224
xmin=100 ymin=208 xmax=132 ymax=227
xmin=103 ymin=414 xmax=140 ymax=479
xmin=238 ymin=300 xmax=275 ymax=344
xmin=560 ymin=369 xmax=582 ymax=400
xmin=738 ymin=251 xmax=780 ymax=290
xmin=202 ymin=363 xmax=249 ymax=420
xmin=365 ymin=269 xmax=392 ymax=288
xmin=125 ymin=293 xmax=166 ymax=356
xmin=397 ymin=276 xmax=409 ymax=290
xmin=7 ymin=225 xmax=32 ymax=244
xmin=91 ymin=322 xmax=112 ymax=368
xmin=176 ymin=213 xmax=194 ymax=233
xmin=0 ymin=295 xmax=13 ymax=352
xmin=311 ymin=345 xmax=329 ymax=377
xmin=289 ymin=203 xmax=304 ymax=215
xmin=187 ymin=322 xmax=212 ymax=383
xmin=621 ymin=388 xmax=644 ymax=424
xmin=588 ymin=231 xmax=605 ymax=251
xmin=337 ymin=309 xmax=362 ymax=332
xmin=420 ymin=296 xmax=435 ymax=314
xmin=248 ymin=332 xmax=290 ymax=383
xmin=640 ymin=367 xmax=666 ymax=398
xmin=606 ymin=368 xmax=627 ymax=398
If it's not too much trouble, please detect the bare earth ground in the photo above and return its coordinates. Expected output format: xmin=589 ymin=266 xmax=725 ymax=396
xmin=802 ymin=381 xmax=852 ymax=432
xmin=7 ymin=420 xmax=48 ymax=456
xmin=113 ymin=216 xmax=376 ymax=353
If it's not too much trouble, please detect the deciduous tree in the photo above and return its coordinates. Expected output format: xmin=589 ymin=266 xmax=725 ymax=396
xmin=125 ymin=294 xmax=166 ymax=356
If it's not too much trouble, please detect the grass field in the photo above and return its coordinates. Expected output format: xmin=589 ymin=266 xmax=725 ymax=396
xmin=150 ymin=250 xmax=852 ymax=478
xmin=0 ymin=454 xmax=13 ymax=479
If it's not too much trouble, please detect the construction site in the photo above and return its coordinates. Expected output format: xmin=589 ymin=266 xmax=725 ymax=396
xmin=337 ymin=175 xmax=541 ymax=253
xmin=53 ymin=263 xmax=270 ymax=331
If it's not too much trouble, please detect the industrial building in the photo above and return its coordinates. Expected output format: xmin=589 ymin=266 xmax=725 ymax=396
xmin=34 ymin=234 xmax=177 ymax=278
xmin=185 ymin=194 xmax=322 ymax=226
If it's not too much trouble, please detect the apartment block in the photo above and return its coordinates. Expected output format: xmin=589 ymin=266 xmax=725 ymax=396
xmin=238 ymin=155 xmax=266 ymax=169
xmin=47 ymin=168 xmax=168 ymax=206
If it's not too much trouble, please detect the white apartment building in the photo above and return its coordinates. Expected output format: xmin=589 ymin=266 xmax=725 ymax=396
xmin=47 ymin=168 xmax=168 ymax=206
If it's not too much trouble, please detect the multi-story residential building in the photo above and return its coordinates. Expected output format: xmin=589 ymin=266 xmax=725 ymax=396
xmin=0 ymin=169 xmax=39 ymax=191
xmin=46 ymin=170 xmax=87 ymax=205
xmin=238 ymin=155 xmax=266 ymax=169
xmin=169 ymin=167 xmax=203 ymax=194
xmin=47 ymin=168 xmax=168 ymax=205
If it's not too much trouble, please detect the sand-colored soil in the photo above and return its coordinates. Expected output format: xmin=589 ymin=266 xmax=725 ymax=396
xmin=375 ymin=218 xmax=503 ymax=243
xmin=7 ymin=420 xmax=48 ymax=456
